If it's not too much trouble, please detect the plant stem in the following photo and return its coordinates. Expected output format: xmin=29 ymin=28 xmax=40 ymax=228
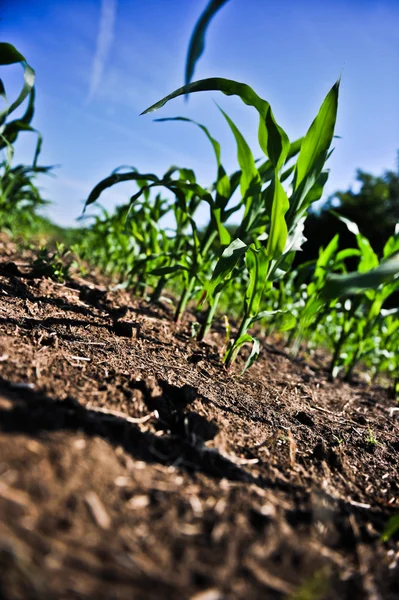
xmin=150 ymin=276 xmax=166 ymax=303
xmin=174 ymin=277 xmax=195 ymax=322
xmin=197 ymin=290 xmax=221 ymax=341
xmin=223 ymin=313 xmax=252 ymax=369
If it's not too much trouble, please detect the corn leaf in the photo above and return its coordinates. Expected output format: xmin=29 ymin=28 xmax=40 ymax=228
xmin=141 ymin=77 xmax=276 ymax=161
xmin=266 ymin=175 xmax=289 ymax=260
xmin=381 ymin=515 xmax=399 ymax=542
xmin=154 ymin=116 xmax=231 ymax=200
xmin=84 ymin=171 xmax=160 ymax=209
xmin=205 ymin=238 xmax=248 ymax=299
xmin=0 ymin=43 xmax=35 ymax=126
xmin=294 ymin=80 xmax=340 ymax=191
xmin=322 ymin=255 xmax=399 ymax=299
xmin=217 ymin=105 xmax=260 ymax=200
xmin=241 ymin=338 xmax=260 ymax=374
xmin=263 ymin=105 xmax=290 ymax=170
xmin=185 ymin=0 xmax=231 ymax=86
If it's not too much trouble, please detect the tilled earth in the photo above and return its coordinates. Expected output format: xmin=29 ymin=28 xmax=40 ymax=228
xmin=0 ymin=239 xmax=398 ymax=599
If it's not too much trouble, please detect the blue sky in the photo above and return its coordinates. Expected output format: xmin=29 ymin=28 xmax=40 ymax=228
xmin=2 ymin=0 xmax=399 ymax=227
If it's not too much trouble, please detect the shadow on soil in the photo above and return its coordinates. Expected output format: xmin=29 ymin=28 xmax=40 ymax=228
xmin=0 ymin=377 xmax=256 ymax=485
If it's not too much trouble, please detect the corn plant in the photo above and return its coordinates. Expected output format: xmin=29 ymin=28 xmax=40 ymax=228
xmin=142 ymin=77 xmax=339 ymax=367
xmin=0 ymin=43 xmax=53 ymax=235
xmin=0 ymin=43 xmax=41 ymax=165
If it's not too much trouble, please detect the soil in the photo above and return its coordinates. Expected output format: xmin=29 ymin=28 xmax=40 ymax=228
xmin=0 ymin=237 xmax=398 ymax=600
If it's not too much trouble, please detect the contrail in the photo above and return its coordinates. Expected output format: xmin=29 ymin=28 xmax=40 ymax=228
xmin=86 ymin=0 xmax=117 ymax=103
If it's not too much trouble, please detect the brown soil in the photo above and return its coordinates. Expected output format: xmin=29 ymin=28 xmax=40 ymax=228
xmin=0 ymin=238 xmax=398 ymax=600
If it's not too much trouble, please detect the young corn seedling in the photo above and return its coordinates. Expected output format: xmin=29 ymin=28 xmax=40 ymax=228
xmin=321 ymin=218 xmax=399 ymax=380
xmin=142 ymin=77 xmax=340 ymax=368
xmin=84 ymin=165 xmax=205 ymax=312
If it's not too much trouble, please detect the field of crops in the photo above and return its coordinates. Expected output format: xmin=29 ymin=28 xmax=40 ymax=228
xmin=1 ymin=2 xmax=399 ymax=598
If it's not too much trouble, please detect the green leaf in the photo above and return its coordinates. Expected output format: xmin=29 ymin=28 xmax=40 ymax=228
xmin=263 ymin=105 xmax=290 ymax=170
xmin=315 ymin=234 xmax=339 ymax=279
xmin=141 ymin=77 xmax=274 ymax=161
xmin=383 ymin=227 xmax=399 ymax=258
xmin=322 ymin=254 xmax=399 ymax=299
xmin=84 ymin=171 xmax=160 ymax=209
xmin=0 ymin=43 xmax=35 ymax=127
xmin=217 ymin=105 xmax=260 ymax=200
xmin=333 ymin=212 xmax=379 ymax=272
xmin=205 ymin=238 xmax=248 ymax=299
xmin=0 ymin=42 xmax=26 ymax=65
xmin=154 ymin=116 xmax=231 ymax=200
xmin=266 ymin=175 xmax=289 ymax=260
xmin=250 ymin=309 xmax=294 ymax=329
xmin=230 ymin=333 xmax=253 ymax=352
xmin=381 ymin=515 xmax=399 ymax=542
xmin=241 ymin=338 xmax=260 ymax=374
xmin=185 ymin=0 xmax=231 ymax=86
xmin=294 ymin=79 xmax=340 ymax=190
xmin=335 ymin=248 xmax=361 ymax=262
xmin=245 ymin=245 xmax=269 ymax=316
xmin=150 ymin=264 xmax=189 ymax=276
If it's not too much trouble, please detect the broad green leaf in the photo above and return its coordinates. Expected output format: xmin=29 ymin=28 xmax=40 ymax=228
xmin=357 ymin=236 xmax=379 ymax=273
xmin=315 ymin=234 xmax=339 ymax=279
xmin=141 ymin=77 xmax=274 ymax=160
xmin=333 ymin=212 xmax=379 ymax=272
xmin=322 ymin=254 xmax=399 ymax=299
xmin=258 ymin=137 xmax=302 ymax=181
xmin=294 ymin=80 xmax=339 ymax=190
xmin=245 ymin=245 xmax=269 ymax=316
xmin=205 ymin=238 xmax=248 ymax=299
xmin=303 ymin=170 xmax=329 ymax=205
xmin=266 ymin=175 xmax=289 ymax=260
xmin=264 ymin=105 xmax=290 ymax=170
xmin=217 ymin=105 xmax=260 ymax=200
xmin=278 ymin=311 xmax=296 ymax=331
xmin=383 ymin=226 xmax=399 ymax=258
xmin=230 ymin=333 xmax=253 ymax=352
xmin=185 ymin=0 xmax=231 ymax=86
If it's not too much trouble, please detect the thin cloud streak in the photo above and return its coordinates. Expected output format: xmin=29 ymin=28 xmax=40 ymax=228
xmin=86 ymin=0 xmax=117 ymax=103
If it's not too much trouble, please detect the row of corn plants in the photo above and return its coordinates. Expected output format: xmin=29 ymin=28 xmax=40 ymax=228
xmin=80 ymin=75 xmax=398 ymax=381
xmin=3 ymin=39 xmax=398 ymax=389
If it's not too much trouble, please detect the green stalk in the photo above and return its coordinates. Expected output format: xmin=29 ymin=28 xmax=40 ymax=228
xmin=224 ymin=250 xmax=263 ymax=369
xmin=329 ymin=328 xmax=348 ymax=379
xmin=174 ymin=277 xmax=195 ymax=322
xmin=344 ymin=313 xmax=377 ymax=381
xmin=197 ymin=289 xmax=221 ymax=340
xmin=150 ymin=275 xmax=167 ymax=303
xmin=223 ymin=313 xmax=252 ymax=368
